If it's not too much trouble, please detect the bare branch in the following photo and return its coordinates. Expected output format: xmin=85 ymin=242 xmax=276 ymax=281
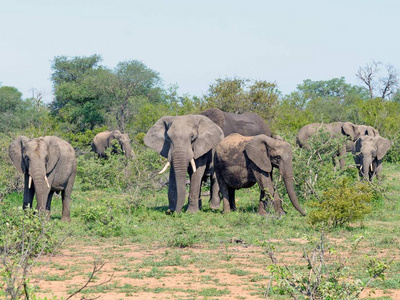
xmin=66 ymin=260 xmax=114 ymax=300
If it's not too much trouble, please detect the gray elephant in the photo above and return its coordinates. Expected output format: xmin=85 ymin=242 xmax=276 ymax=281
xmin=215 ymin=133 xmax=306 ymax=216
xmin=9 ymin=136 xmax=77 ymax=221
xmin=200 ymin=108 xmax=273 ymax=209
xmin=92 ymin=130 xmax=135 ymax=159
xmin=144 ymin=115 xmax=224 ymax=213
xmin=296 ymin=122 xmax=379 ymax=168
xmin=353 ymin=135 xmax=391 ymax=181
xmin=200 ymin=108 xmax=272 ymax=137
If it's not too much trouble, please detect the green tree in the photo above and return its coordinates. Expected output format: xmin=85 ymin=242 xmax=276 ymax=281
xmin=202 ymin=77 xmax=281 ymax=124
xmin=50 ymin=55 xmax=106 ymax=131
xmin=99 ymin=60 xmax=164 ymax=132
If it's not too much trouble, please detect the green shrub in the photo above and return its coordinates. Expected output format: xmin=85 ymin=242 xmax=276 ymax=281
xmin=307 ymin=179 xmax=373 ymax=228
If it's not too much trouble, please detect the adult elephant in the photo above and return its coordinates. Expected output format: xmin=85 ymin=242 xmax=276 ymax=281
xmin=9 ymin=136 xmax=77 ymax=221
xmin=92 ymin=130 xmax=135 ymax=159
xmin=296 ymin=122 xmax=379 ymax=169
xmin=215 ymin=133 xmax=306 ymax=216
xmin=353 ymin=136 xmax=391 ymax=181
xmin=200 ymin=108 xmax=272 ymax=137
xmin=144 ymin=115 xmax=224 ymax=213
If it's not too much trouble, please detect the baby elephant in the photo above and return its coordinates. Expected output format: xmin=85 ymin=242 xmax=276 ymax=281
xmin=353 ymin=135 xmax=391 ymax=181
xmin=9 ymin=136 xmax=77 ymax=221
xmin=215 ymin=134 xmax=306 ymax=216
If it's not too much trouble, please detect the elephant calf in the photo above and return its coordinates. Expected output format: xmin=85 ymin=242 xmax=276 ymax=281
xmin=9 ymin=136 xmax=77 ymax=221
xmin=353 ymin=135 xmax=391 ymax=181
xmin=215 ymin=133 xmax=306 ymax=216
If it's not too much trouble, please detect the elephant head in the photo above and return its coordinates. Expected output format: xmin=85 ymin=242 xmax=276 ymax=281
xmin=245 ymin=135 xmax=306 ymax=216
xmin=108 ymin=130 xmax=135 ymax=159
xmin=144 ymin=115 xmax=224 ymax=212
xmin=353 ymin=136 xmax=391 ymax=181
xmin=342 ymin=122 xmax=379 ymax=141
xmin=9 ymin=136 xmax=61 ymax=212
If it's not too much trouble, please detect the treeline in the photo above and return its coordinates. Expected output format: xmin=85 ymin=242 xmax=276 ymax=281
xmin=1 ymin=55 xmax=400 ymax=160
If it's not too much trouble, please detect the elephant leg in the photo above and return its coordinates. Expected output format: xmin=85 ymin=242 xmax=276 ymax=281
xmin=255 ymin=172 xmax=285 ymax=216
xmin=209 ymin=172 xmax=221 ymax=209
xmin=228 ymin=188 xmax=236 ymax=211
xmin=61 ymin=175 xmax=75 ymax=222
xmin=187 ymin=163 xmax=206 ymax=213
xmin=217 ymin=177 xmax=231 ymax=213
xmin=46 ymin=191 xmax=54 ymax=211
xmin=23 ymin=173 xmax=35 ymax=209
xmin=338 ymin=143 xmax=347 ymax=169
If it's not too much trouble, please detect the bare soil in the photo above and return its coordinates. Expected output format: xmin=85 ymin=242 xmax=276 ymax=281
xmin=32 ymin=240 xmax=400 ymax=299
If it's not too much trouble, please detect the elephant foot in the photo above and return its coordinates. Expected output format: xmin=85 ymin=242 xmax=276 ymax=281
xmin=166 ymin=209 xmax=175 ymax=215
xmin=209 ymin=198 xmax=221 ymax=210
xmin=61 ymin=215 xmax=71 ymax=222
xmin=186 ymin=205 xmax=199 ymax=214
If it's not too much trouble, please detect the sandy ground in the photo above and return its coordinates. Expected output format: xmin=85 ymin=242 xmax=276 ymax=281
xmin=31 ymin=241 xmax=400 ymax=300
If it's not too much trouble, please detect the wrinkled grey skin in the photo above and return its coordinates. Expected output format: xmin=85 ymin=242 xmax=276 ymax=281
xmin=201 ymin=108 xmax=272 ymax=137
xmin=296 ymin=122 xmax=379 ymax=168
xmin=92 ymin=130 xmax=135 ymax=159
xmin=201 ymin=108 xmax=273 ymax=209
xmin=144 ymin=115 xmax=224 ymax=213
xmin=9 ymin=136 xmax=77 ymax=221
xmin=215 ymin=133 xmax=306 ymax=216
xmin=353 ymin=136 xmax=391 ymax=181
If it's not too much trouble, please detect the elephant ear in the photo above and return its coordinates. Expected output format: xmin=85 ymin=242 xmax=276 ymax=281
xmin=376 ymin=137 xmax=391 ymax=160
xmin=107 ymin=130 xmax=122 ymax=146
xmin=144 ymin=116 xmax=173 ymax=158
xmin=245 ymin=135 xmax=272 ymax=173
xmin=45 ymin=136 xmax=61 ymax=173
xmin=353 ymin=137 xmax=363 ymax=154
xmin=9 ymin=136 xmax=30 ymax=173
xmin=342 ymin=122 xmax=356 ymax=139
xmin=192 ymin=115 xmax=224 ymax=159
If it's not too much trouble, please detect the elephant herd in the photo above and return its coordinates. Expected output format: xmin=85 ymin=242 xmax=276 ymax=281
xmin=8 ymin=108 xmax=391 ymax=221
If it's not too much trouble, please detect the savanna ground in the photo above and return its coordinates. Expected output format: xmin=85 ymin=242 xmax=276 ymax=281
xmin=2 ymin=160 xmax=399 ymax=300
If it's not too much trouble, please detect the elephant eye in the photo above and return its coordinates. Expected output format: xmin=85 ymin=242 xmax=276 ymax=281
xmin=190 ymin=133 xmax=196 ymax=142
xmin=45 ymin=156 xmax=49 ymax=163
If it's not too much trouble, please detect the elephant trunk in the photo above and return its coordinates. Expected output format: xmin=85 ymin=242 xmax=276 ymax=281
xmin=29 ymin=171 xmax=50 ymax=212
xmin=282 ymin=170 xmax=306 ymax=216
xmin=123 ymin=142 xmax=134 ymax=159
xmin=362 ymin=156 xmax=373 ymax=181
xmin=171 ymin=150 xmax=190 ymax=213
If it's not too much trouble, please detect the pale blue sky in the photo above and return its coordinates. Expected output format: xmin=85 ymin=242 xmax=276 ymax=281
xmin=1 ymin=0 xmax=399 ymax=102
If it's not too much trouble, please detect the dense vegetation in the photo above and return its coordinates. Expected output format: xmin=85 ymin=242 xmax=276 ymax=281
xmin=0 ymin=55 xmax=399 ymax=299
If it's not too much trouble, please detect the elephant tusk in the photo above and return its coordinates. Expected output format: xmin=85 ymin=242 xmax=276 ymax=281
xmin=370 ymin=164 xmax=374 ymax=172
xmin=44 ymin=176 xmax=50 ymax=188
xmin=191 ymin=158 xmax=197 ymax=173
xmin=158 ymin=161 xmax=170 ymax=174
xmin=28 ymin=176 xmax=32 ymax=189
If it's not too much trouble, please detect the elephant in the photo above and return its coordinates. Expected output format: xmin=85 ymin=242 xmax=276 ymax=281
xmin=353 ymin=135 xmax=391 ymax=181
xmin=296 ymin=122 xmax=379 ymax=169
xmin=200 ymin=108 xmax=273 ymax=209
xmin=215 ymin=133 xmax=306 ymax=216
xmin=9 ymin=136 xmax=77 ymax=221
xmin=144 ymin=114 xmax=224 ymax=213
xmin=200 ymin=108 xmax=272 ymax=137
xmin=92 ymin=130 xmax=135 ymax=159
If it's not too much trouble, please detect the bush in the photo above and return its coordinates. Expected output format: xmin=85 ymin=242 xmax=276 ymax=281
xmin=0 ymin=133 xmax=23 ymax=198
xmin=307 ymin=179 xmax=373 ymax=228
xmin=76 ymin=145 xmax=163 ymax=193
xmin=0 ymin=205 xmax=65 ymax=299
